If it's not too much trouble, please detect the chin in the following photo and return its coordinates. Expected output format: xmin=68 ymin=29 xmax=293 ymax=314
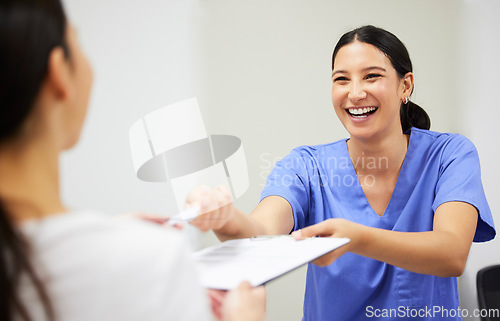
xmin=344 ymin=123 xmax=378 ymax=140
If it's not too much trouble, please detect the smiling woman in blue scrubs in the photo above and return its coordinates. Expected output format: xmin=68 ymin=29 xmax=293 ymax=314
xmin=187 ymin=25 xmax=496 ymax=320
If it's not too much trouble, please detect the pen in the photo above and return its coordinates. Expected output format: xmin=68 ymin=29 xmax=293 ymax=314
xmin=250 ymin=235 xmax=293 ymax=239
xmin=250 ymin=235 xmax=318 ymax=241
xmin=166 ymin=206 xmax=200 ymax=226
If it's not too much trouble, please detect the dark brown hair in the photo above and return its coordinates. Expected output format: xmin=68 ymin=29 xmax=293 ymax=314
xmin=0 ymin=0 xmax=69 ymax=320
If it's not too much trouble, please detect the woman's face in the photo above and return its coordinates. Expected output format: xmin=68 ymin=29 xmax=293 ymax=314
xmin=331 ymin=41 xmax=409 ymax=141
xmin=62 ymin=24 xmax=93 ymax=149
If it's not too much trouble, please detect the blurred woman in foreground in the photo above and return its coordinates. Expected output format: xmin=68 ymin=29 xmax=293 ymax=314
xmin=0 ymin=1 xmax=265 ymax=320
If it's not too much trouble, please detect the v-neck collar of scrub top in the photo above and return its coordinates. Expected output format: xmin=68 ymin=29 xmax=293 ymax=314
xmin=340 ymin=130 xmax=416 ymax=226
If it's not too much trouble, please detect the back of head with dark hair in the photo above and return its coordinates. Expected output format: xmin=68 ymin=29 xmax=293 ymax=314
xmin=0 ymin=0 xmax=68 ymax=141
xmin=0 ymin=0 xmax=68 ymax=320
xmin=331 ymin=25 xmax=430 ymax=133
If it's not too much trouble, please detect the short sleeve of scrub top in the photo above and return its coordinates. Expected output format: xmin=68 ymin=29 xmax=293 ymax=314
xmin=260 ymin=128 xmax=495 ymax=321
xmin=430 ymin=132 xmax=494 ymax=241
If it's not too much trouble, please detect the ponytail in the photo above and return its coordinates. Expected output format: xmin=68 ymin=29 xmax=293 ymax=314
xmin=400 ymin=100 xmax=431 ymax=133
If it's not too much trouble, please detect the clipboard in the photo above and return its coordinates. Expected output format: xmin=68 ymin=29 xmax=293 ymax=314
xmin=192 ymin=236 xmax=350 ymax=290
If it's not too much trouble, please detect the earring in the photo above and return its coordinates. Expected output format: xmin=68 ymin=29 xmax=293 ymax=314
xmin=404 ymin=97 xmax=409 ymax=104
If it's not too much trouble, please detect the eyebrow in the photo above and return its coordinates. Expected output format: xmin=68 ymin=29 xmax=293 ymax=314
xmin=331 ymin=66 xmax=387 ymax=77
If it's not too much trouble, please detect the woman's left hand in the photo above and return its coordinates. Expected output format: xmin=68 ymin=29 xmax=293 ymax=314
xmin=291 ymin=218 xmax=365 ymax=266
xmin=208 ymin=282 xmax=266 ymax=321
xmin=208 ymin=288 xmax=227 ymax=321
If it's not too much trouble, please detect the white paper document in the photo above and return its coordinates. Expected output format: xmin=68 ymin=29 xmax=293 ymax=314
xmin=192 ymin=236 xmax=350 ymax=290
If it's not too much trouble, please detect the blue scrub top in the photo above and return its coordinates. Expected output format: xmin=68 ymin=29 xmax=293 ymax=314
xmin=261 ymin=128 xmax=495 ymax=321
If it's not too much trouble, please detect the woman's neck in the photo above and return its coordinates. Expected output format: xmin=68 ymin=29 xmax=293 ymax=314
xmin=347 ymin=129 xmax=409 ymax=176
xmin=0 ymin=136 xmax=66 ymax=222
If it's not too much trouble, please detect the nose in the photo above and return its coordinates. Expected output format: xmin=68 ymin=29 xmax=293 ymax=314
xmin=348 ymin=81 xmax=366 ymax=102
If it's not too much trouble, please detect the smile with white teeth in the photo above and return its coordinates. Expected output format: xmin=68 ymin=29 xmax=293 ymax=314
xmin=347 ymin=107 xmax=378 ymax=117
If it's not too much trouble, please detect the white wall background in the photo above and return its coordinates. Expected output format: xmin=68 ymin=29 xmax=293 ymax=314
xmin=62 ymin=0 xmax=196 ymax=217
xmin=458 ymin=1 xmax=500 ymax=320
xmin=61 ymin=0 xmax=499 ymax=320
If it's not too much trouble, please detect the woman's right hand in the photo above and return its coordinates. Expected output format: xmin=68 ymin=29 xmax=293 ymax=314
xmin=292 ymin=218 xmax=363 ymax=266
xmin=185 ymin=185 xmax=235 ymax=232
